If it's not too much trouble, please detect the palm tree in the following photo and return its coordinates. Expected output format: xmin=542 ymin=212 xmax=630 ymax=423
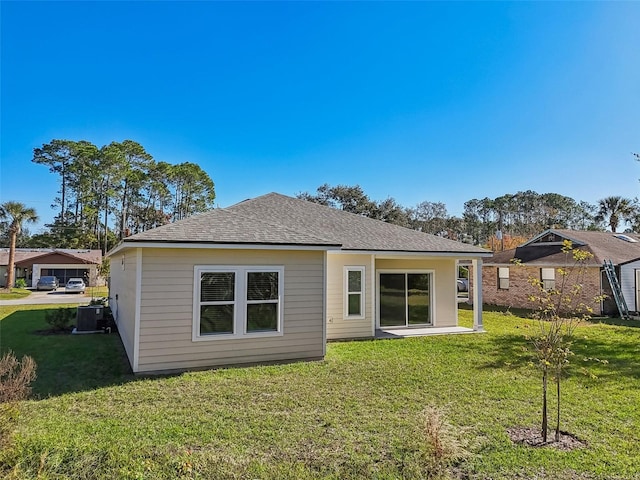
xmin=596 ymin=196 xmax=634 ymax=233
xmin=0 ymin=202 xmax=38 ymax=290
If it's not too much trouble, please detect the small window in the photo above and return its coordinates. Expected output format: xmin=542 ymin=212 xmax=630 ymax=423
xmin=345 ymin=266 xmax=365 ymax=318
xmin=498 ymin=267 xmax=509 ymax=290
xmin=541 ymin=268 xmax=555 ymax=290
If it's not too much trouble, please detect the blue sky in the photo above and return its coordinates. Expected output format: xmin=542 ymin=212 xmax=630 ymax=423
xmin=1 ymin=1 xmax=639 ymax=232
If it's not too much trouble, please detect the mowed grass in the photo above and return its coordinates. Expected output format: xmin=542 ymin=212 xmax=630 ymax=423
xmin=0 ymin=288 xmax=31 ymax=300
xmin=0 ymin=305 xmax=639 ymax=479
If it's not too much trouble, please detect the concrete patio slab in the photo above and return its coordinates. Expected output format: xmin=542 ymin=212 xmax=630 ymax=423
xmin=375 ymin=326 xmax=478 ymax=338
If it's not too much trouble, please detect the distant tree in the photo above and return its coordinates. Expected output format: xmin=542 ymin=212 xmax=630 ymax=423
xmin=32 ymin=140 xmax=74 ymax=223
xmin=484 ymin=234 xmax=528 ymax=252
xmin=170 ymin=162 xmax=216 ymax=221
xmin=372 ymin=197 xmax=411 ymax=227
xmin=463 ymin=197 xmax=496 ymax=245
xmin=299 ymin=184 xmax=412 ymax=227
xmin=0 ymin=202 xmax=38 ymax=289
xmin=596 ymin=196 xmax=635 ymax=232
xmin=299 ymin=184 xmax=378 ymax=216
xmin=410 ymin=201 xmax=449 ymax=235
xmin=0 ymin=224 xmax=31 ymax=248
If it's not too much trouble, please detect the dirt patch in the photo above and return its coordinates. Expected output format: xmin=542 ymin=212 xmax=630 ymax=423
xmin=507 ymin=426 xmax=586 ymax=450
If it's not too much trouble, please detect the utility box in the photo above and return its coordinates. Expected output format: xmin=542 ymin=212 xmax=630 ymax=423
xmin=76 ymin=306 xmax=104 ymax=332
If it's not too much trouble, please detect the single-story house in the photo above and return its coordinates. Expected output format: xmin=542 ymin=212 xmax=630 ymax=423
xmin=107 ymin=193 xmax=491 ymax=374
xmin=0 ymin=248 xmax=104 ymax=288
xmin=481 ymin=229 xmax=640 ymax=315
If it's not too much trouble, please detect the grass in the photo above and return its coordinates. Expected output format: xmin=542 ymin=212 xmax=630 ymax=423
xmin=0 ymin=288 xmax=31 ymax=300
xmin=85 ymin=285 xmax=109 ymax=298
xmin=0 ymin=305 xmax=639 ymax=479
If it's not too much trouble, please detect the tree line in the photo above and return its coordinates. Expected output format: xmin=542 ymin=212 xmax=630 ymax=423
xmin=16 ymin=139 xmax=216 ymax=252
xmin=2 ymin=143 xmax=637 ymax=254
xmin=298 ymin=184 xmax=639 ymax=249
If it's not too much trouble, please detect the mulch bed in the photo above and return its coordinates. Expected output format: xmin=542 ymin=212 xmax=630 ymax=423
xmin=507 ymin=426 xmax=587 ymax=450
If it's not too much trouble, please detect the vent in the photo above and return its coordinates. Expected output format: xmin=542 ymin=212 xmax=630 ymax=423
xmin=613 ymin=234 xmax=638 ymax=243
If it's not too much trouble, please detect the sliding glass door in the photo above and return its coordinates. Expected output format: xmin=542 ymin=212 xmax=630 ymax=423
xmin=379 ymin=271 xmax=432 ymax=327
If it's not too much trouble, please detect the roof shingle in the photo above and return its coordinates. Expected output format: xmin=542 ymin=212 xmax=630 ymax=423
xmin=123 ymin=192 xmax=489 ymax=255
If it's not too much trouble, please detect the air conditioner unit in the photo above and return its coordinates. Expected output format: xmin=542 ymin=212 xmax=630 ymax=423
xmin=76 ymin=306 xmax=104 ymax=331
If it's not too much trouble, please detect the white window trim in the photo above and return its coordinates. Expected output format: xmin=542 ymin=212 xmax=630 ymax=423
xmin=541 ymin=267 xmax=556 ymax=289
xmin=498 ymin=267 xmax=510 ymax=290
xmin=193 ymin=265 xmax=284 ymax=342
xmin=344 ymin=266 xmax=366 ymax=320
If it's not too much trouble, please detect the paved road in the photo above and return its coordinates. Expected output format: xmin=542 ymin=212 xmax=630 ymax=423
xmin=0 ymin=290 xmax=95 ymax=306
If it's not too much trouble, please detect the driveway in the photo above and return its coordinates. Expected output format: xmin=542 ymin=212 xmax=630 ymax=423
xmin=0 ymin=290 xmax=94 ymax=306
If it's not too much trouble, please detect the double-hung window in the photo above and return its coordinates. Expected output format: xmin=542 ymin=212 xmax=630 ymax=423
xmin=344 ymin=266 xmax=365 ymax=319
xmin=541 ymin=268 xmax=555 ymax=290
xmin=498 ymin=267 xmax=510 ymax=290
xmin=194 ymin=266 xmax=283 ymax=340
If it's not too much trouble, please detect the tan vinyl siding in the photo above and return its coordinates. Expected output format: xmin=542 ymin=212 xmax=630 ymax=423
xmin=136 ymin=248 xmax=324 ymax=373
xmin=375 ymin=258 xmax=458 ymax=328
xmin=326 ymin=253 xmax=373 ymax=339
xmin=109 ymin=250 xmax=138 ymax=367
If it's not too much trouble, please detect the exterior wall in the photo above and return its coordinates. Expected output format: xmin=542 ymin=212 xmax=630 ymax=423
xmin=135 ymin=248 xmax=325 ymax=373
xmin=326 ymin=253 xmax=373 ymax=340
xmin=481 ymin=264 xmax=605 ymax=314
xmin=620 ymin=260 xmax=640 ymax=312
xmin=109 ymin=250 xmax=139 ymax=369
xmin=375 ymin=258 xmax=458 ymax=328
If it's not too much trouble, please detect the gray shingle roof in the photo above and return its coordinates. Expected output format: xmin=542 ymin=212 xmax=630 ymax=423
xmin=485 ymin=229 xmax=640 ymax=266
xmin=123 ymin=208 xmax=339 ymax=246
xmin=123 ymin=192 xmax=489 ymax=255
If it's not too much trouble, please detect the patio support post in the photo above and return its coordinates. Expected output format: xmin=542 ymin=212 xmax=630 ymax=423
xmin=472 ymin=258 xmax=483 ymax=332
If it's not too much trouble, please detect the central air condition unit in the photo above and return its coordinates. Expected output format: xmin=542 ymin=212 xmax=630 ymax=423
xmin=76 ymin=306 xmax=104 ymax=332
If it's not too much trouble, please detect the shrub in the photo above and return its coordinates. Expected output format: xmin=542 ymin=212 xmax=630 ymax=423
xmin=14 ymin=279 xmax=26 ymax=289
xmin=0 ymin=352 xmax=37 ymax=449
xmin=44 ymin=307 xmax=75 ymax=331
xmin=422 ymin=406 xmax=470 ymax=479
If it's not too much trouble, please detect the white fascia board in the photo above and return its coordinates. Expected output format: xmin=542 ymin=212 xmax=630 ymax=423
xmin=108 ymin=242 xmax=341 ymax=256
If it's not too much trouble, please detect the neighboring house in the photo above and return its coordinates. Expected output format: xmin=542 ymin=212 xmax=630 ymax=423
xmin=107 ymin=193 xmax=490 ymax=374
xmin=482 ymin=229 xmax=640 ymax=315
xmin=0 ymin=248 xmax=104 ymax=288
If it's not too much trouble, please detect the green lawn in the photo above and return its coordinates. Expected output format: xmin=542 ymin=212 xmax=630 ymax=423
xmin=0 ymin=304 xmax=639 ymax=479
xmin=0 ymin=288 xmax=31 ymax=300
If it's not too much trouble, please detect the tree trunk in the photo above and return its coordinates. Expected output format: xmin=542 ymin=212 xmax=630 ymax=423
xmin=120 ymin=180 xmax=128 ymax=240
xmin=542 ymin=371 xmax=548 ymax=443
xmin=555 ymin=376 xmax=561 ymax=442
xmin=6 ymin=230 xmax=17 ymax=289
xmin=103 ymin=177 xmax=109 ymax=254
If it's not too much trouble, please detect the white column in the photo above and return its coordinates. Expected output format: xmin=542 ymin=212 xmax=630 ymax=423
xmin=472 ymin=257 xmax=484 ymax=332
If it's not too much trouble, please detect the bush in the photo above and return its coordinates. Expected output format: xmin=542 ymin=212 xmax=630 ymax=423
xmin=89 ymin=297 xmax=108 ymax=306
xmin=44 ymin=307 xmax=75 ymax=331
xmin=422 ymin=406 xmax=470 ymax=479
xmin=0 ymin=352 xmax=37 ymax=449
xmin=13 ymin=279 xmax=26 ymax=289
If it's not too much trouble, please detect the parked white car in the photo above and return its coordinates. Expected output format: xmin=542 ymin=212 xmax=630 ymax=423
xmin=65 ymin=278 xmax=86 ymax=294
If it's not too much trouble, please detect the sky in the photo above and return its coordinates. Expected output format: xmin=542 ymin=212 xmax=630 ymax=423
xmin=1 ymin=1 xmax=639 ymax=232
